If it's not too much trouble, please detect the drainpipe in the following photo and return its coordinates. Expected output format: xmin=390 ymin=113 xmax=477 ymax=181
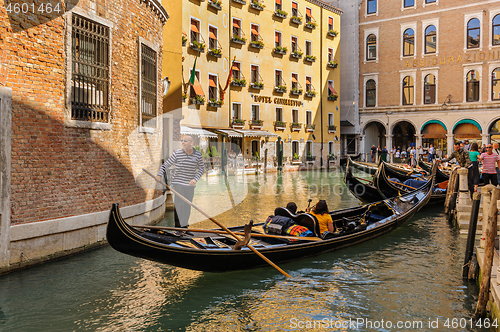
xmin=319 ymin=7 xmax=324 ymax=170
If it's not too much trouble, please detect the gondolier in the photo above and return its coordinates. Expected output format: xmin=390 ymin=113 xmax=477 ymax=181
xmin=156 ymin=135 xmax=205 ymax=228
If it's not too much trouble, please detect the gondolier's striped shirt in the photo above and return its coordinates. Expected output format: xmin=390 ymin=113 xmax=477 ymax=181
xmin=157 ymin=149 xmax=205 ymax=186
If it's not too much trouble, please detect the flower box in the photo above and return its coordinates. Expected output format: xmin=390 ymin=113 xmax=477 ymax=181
xmin=208 ymin=49 xmax=222 ymax=57
xmin=274 ymin=10 xmax=287 ymax=19
xmin=306 ymin=156 xmax=316 ymax=161
xmin=208 ymin=0 xmax=222 ymax=10
xmin=250 ymin=120 xmax=263 ymax=128
xmin=328 ymin=94 xmax=338 ymax=101
xmin=290 ymin=51 xmax=303 ymax=59
xmin=274 ymin=121 xmax=286 ymax=130
xmin=290 ymin=88 xmax=302 ymax=95
xmin=290 ymin=16 xmax=302 ymax=25
xmin=305 ymin=22 xmax=316 ymax=29
xmin=327 ymin=61 xmax=338 ymax=68
xmin=305 ymin=124 xmax=315 ymax=132
xmin=305 ymin=91 xmax=316 ymax=98
xmin=231 ymin=79 xmax=246 ymax=87
xmin=273 ymin=47 xmax=287 ymax=55
xmin=251 ymin=82 xmax=264 ymax=89
xmin=328 ymin=125 xmax=337 ymax=133
xmin=208 ymin=99 xmax=223 ymax=107
xmin=190 ymin=96 xmax=205 ymax=105
xmin=189 ymin=42 xmax=205 ymax=53
xmin=250 ymin=41 xmax=264 ymax=49
xmin=250 ymin=1 xmax=264 ymax=10
xmin=232 ymin=119 xmax=245 ymax=129
xmin=182 ymin=36 xmax=187 ymax=46
xmin=232 ymin=0 xmax=246 ymax=4
xmin=327 ymin=30 xmax=338 ymax=37
xmin=304 ymin=55 xmax=316 ymax=62
xmin=231 ymin=36 xmax=246 ymax=45
xmin=274 ymin=86 xmax=287 ymax=93
xmin=291 ymin=123 xmax=301 ymax=131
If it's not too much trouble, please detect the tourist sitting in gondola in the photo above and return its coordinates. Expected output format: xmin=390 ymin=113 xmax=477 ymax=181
xmin=306 ymin=200 xmax=335 ymax=238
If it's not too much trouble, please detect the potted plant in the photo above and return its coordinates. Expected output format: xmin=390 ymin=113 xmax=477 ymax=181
xmin=328 ymin=93 xmax=338 ymax=101
xmin=231 ymin=35 xmax=246 ymax=44
xmin=208 ymin=98 xmax=223 ymax=107
xmin=305 ymin=90 xmax=316 ymax=97
xmin=208 ymin=0 xmax=222 ymax=10
xmin=250 ymin=0 xmax=264 ymax=10
xmin=251 ymin=81 xmax=264 ymax=89
xmin=328 ymin=59 xmax=338 ymax=68
xmin=292 ymin=153 xmax=300 ymax=161
xmin=290 ymin=16 xmax=302 ymax=24
xmin=250 ymin=40 xmax=264 ymax=49
xmin=273 ymin=46 xmax=287 ymax=54
xmin=306 ymin=152 xmax=315 ymax=161
xmin=274 ymin=9 xmax=288 ymax=18
xmin=328 ymin=125 xmax=337 ymax=131
xmin=275 ymin=85 xmax=287 ymax=93
xmin=274 ymin=120 xmax=286 ymax=127
xmin=190 ymin=40 xmax=206 ymax=52
xmin=191 ymin=95 xmax=205 ymax=104
xmin=291 ymin=122 xmax=301 ymax=130
xmin=182 ymin=35 xmax=187 ymax=46
xmin=208 ymin=48 xmax=222 ymax=57
xmin=251 ymin=119 xmax=263 ymax=126
xmin=182 ymin=92 xmax=187 ymax=101
xmin=305 ymin=124 xmax=315 ymax=131
xmin=305 ymin=54 xmax=316 ymax=62
xmin=232 ymin=118 xmax=245 ymax=125
xmin=305 ymin=21 xmax=317 ymax=29
xmin=291 ymin=50 xmax=303 ymax=58
xmin=327 ymin=29 xmax=338 ymax=37
xmin=291 ymin=87 xmax=302 ymax=95
xmin=328 ymin=153 xmax=336 ymax=161
xmin=231 ymin=78 xmax=247 ymax=87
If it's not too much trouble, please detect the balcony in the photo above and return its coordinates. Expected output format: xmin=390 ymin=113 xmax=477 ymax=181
xmin=290 ymin=51 xmax=303 ymax=59
xmin=290 ymin=16 xmax=302 ymax=25
xmin=231 ymin=119 xmax=246 ymax=129
xmin=328 ymin=125 xmax=337 ymax=133
xmin=190 ymin=96 xmax=205 ymax=105
xmin=231 ymin=79 xmax=246 ymax=87
xmin=274 ymin=85 xmax=287 ymax=93
xmin=274 ymin=121 xmax=286 ymax=130
xmin=327 ymin=61 xmax=338 ymax=68
xmin=231 ymin=36 xmax=246 ymax=45
xmin=189 ymin=41 xmax=206 ymax=53
xmin=291 ymin=122 xmax=302 ymax=131
xmin=250 ymin=82 xmax=264 ymax=89
xmin=290 ymin=88 xmax=302 ymax=96
xmin=305 ymin=90 xmax=316 ymax=98
xmin=249 ymin=119 xmax=263 ymax=129
xmin=328 ymin=94 xmax=338 ymax=101
xmin=208 ymin=0 xmax=222 ymax=10
xmin=250 ymin=40 xmax=264 ymax=49
xmin=305 ymin=124 xmax=315 ymax=132
xmin=274 ymin=10 xmax=288 ymax=19
xmin=249 ymin=0 xmax=264 ymax=11
xmin=232 ymin=0 xmax=246 ymax=4
xmin=304 ymin=55 xmax=316 ymax=62
xmin=273 ymin=46 xmax=287 ymax=55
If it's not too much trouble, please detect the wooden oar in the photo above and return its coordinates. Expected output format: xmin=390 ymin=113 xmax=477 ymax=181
xmin=387 ymin=179 xmax=418 ymax=190
xmin=143 ymin=168 xmax=292 ymax=277
xmin=131 ymin=224 xmax=322 ymax=241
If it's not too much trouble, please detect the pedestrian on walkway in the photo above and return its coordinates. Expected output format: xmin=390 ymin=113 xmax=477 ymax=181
xmin=469 ymin=143 xmax=481 ymax=192
xmin=492 ymin=142 xmax=500 ymax=183
xmin=381 ymin=146 xmax=388 ymax=162
xmin=427 ymin=144 xmax=435 ymax=162
xmin=371 ymin=145 xmax=377 ymax=162
xmin=156 ymin=135 xmax=205 ymax=228
xmin=478 ymin=144 xmax=500 ymax=186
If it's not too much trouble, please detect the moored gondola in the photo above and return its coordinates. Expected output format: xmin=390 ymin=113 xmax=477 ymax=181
xmin=107 ymin=166 xmax=436 ymax=273
xmin=343 ymin=157 xmax=382 ymax=202
xmin=374 ymin=161 xmax=447 ymax=204
xmin=339 ymin=153 xmax=361 ymax=166
xmin=418 ymin=156 xmax=450 ymax=183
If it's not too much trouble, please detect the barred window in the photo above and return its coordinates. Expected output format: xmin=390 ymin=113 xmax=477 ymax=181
xmin=141 ymin=44 xmax=157 ymax=128
xmin=71 ymin=14 xmax=110 ymax=122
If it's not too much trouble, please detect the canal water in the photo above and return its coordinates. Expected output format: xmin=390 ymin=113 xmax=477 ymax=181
xmin=0 ymin=169 xmax=495 ymax=331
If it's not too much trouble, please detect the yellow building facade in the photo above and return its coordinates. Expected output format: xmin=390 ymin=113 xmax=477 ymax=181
xmin=181 ymin=0 xmax=341 ymax=167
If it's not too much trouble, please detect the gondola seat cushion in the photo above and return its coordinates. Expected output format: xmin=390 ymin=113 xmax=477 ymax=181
xmin=403 ymin=179 xmax=426 ymax=189
xmin=275 ymin=207 xmax=321 ymax=237
xmin=263 ymin=214 xmax=296 ymax=235
xmin=284 ymin=225 xmax=313 ymax=240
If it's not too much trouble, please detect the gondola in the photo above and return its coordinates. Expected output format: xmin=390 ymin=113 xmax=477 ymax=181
xmin=106 ymin=167 xmax=435 ymax=273
xmin=418 ymin=156 xmax=450 ymax=183
xmin=343 ymin=157 xmax=383 ymax=202
xmin=348 ymin=156 xmax=378 ymax=175
xmin=374 ymin=161 xmax=447 ymax=204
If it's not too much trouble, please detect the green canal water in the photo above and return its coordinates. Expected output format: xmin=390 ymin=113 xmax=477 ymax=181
xmin=0 ymin=169 xmax=495 ymax=331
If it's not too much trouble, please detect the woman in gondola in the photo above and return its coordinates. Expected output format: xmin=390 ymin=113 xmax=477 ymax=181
xmin=306 ymin=200 xmax=335 ymax=237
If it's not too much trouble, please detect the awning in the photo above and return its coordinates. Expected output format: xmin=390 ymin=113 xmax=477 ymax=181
xmin=215 ymin=129 xmax=243 ymax=138
xmin=329 ymin=17 xmax=333 ymax=25
xmin=233 ymin=20 xmax=240 ymax=28
xmin=191 ymin=21 xmax=199 ymax=33
xmin=251 ymin=26 xmax=259 ymax=35
xmin=234 ymin=130 xmax=277 ymax=138
xmin=181 ymin=126 xmax=217 ymax=138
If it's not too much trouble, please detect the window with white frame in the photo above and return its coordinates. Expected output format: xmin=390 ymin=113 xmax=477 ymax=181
xmin=275 ymin=69 xmax=283 ymax=87
xmin=208 ymin=25 xmax=218 ymax=51
xmin=367 ymin=0 xmax=376 ymax=15
xmin=305 ymin=40 xmax=312 ymax=56
xmin=403 ymin=28 xmax=415 ymax=56
xmin=275 ymin=31 xmax=282 ymax=47
xmin=403 ymin=0 xmax=414 ymax=8
xmin=252 ymin=105 xmax=260 ymax=120
xmin=328 ymin=16 xmax=334 ymax=31
xmin=276 ymin=107 xmax=283 ymax=121
xmin=467 ymin=70 xmax=479 ymax=102
xmin=232 ymin=103 xmax=241 ymax=119
xmin=305 ymin=76 xmax=312 ymax=93
xmin=424 ymin=25 xmax=437 ymax=54
xmin=292 ymin=109 xmax=299 ymax=123
xmin=291 ymin=73 xmax=299 ymax=90
xmin=493 ymin=14 xmax=500 ymax=46
xmin=305 ymin=141 xmax=312 ymax=156
xmin=251 ymin=23 xmax=260 ymax=43
xmin=190 ymin=18 xmax=201 ymax=43
xmin=306 ymin=110 xmax=312 ymax=125
xmin=492 ymin=68 xmax=500 ymax=100
xmin=402 ymin=76 xmax=414 ymax=105
xmin=208 ymin=74 xmax=218 ymax=101
xmin=424 ymin=74 xmax=436 ymax=104
xmin=329 ymin=141 xmax=334 ymax=155
xmin=232 ymin=18 xmax=242 ymax=38
xmin=467 ymin=18 xmax=481 ymax=49
xmin=328 ymin=113 xmax=334 ymax=126
xmin=251 ymin=65 xmax=260 ymax=83
xmin=291 ymin=1 xmax=298 ymax=17
xmin=366 ymin=34 xmax=376 ymax=60
xmin=291 ymin=35 xmax=298 ymax=52
xmin=365 ymin=79 xmax=376 ymax=107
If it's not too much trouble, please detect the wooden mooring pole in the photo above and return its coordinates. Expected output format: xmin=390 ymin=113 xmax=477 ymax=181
xmin=463 ymin=192 xmax=481 ymax=279
xmin=474 ymin=187 xmax=500 ymax=319
xmin=444 ymin=167 xmax=459 ymax=222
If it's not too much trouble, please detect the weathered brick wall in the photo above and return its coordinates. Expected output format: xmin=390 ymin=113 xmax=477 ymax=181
xmin=1 ymin=0 xmax=165 ymax=224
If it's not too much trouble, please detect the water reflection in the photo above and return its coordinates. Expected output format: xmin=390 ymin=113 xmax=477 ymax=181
xmin=0 ymin=170 xmax=493 ymax=331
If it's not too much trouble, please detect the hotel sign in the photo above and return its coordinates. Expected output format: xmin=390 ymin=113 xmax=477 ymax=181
xmin=403 ymin=50 xmax=500 ymax=69
xmin=253 ymin=95 xmax=303 ymax=107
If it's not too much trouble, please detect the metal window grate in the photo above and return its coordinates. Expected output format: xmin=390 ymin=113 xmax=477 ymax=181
xmin=141 ymin=44 xmax=157 ymax=127
xmin=71 ymin=14 xmax=110 ymax=122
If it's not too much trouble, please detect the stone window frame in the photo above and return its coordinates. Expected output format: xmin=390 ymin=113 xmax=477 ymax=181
xmin=305 ymin=39 xmax=312 ymax=57
xmin=421 ymin=18 xmax=439 ymax=56
xmin=399 ymin=69 xmax=417 ymax=106
xmin=275 ymin=106 xmax=284 ymax=122
xmin=305 ymin=110 xmax=312 ymax=125
xmin=488 ymin=60 xmax=500 ymax=101
xmin=232 ymin=102 xmax=242 ymax=119
xmin=291 ymin=72 xmax=299 ymax=90
xmin=328 ymin=112 xmax=334 ymax=126
xmin=400 ymin=22 xmax=417 ymax=59
xmin=364 ymin=27 xmax=379 ymax=64
xmin=251 ymin=104 xmax=260 ymax=120
xmin=64 ymin=8 xmax=114 ymax=130
xmin=207 ymin=72 xmax=219 ymax=101
xmin=365 ymin=0 xmax=378 ymax=18
xmin=401 ymin=0 xmax=416 ymax=11
xmin=464 ymin=12 xmax=483 ymax=51
xmin=462 ymin=63 xmax=482 ymax=103
xmin=363 ymin=73 xmax=378 ymax=108
xmin=275 ymin=30 xmax=283 ymax=47
xmin=328 ymin=141 xmax=334 ymax=155
xmin=489 ymin=9 xmax=500 ymax=49
xmin=327 ymin=16 xmax=334 ymax=32
xmin=422 ymin=0 xmax=438 ymax=8
xmin=421 ymin=67 xmax=439 ymax=105
xmin=138 ymin=37 xmax=160 ymax=134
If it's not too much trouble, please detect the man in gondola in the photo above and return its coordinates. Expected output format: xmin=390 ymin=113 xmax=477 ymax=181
xmin=156 ymin=135 xmax=205 ymax=229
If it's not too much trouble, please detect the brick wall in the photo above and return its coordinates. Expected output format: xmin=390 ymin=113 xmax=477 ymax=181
xmin=1 ymin=0 xmax=165 ymax=224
